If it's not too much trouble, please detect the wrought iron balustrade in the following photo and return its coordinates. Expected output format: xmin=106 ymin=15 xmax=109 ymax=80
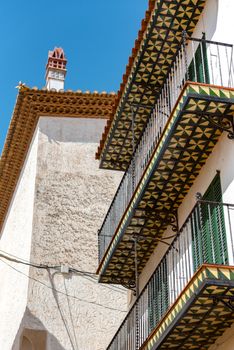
xmin=98 ymin=38 xmax=234 ymax=263
xmin=107 ymin=200 xmax=234 ymax=350
xmin=98 ymin=170 xmax=134 ymax=262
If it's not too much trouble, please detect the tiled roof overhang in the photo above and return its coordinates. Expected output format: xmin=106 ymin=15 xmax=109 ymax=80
xmin=142 ymin=264 xmax=234 ymax=350
xmin=0 ymin=86 xmax=115 ymax=233
xmin=97 ymin=83 xmax=234 ymax=284
xmin=96 ymin=0 xmax=206 ymax=170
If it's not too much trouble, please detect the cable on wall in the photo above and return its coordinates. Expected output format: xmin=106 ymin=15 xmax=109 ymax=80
xmin=0 ymin=249 xmax=126 ymax=293
xmin=0 ymin=257 xmax=127 ymax=313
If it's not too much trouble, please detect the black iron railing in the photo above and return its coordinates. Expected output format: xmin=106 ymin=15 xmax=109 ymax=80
xmin=106 ymin=201 xmax=234 ymax=349
xmin=98 ymin=38 xmax=234 ymax=264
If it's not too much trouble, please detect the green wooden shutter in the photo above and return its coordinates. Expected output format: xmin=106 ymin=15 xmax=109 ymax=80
xmin=148 ymin=259 xmax=168 ymax=333
xmin=192 ymin=174 xmax=228 ymax=272
xmin=188 ymin=36 xmax=210 ymax=84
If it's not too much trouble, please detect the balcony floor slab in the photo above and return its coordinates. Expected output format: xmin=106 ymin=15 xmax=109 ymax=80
xmin=98 ymin=0 xmax=207 ymax=168
xmin=142 ymin=264 xmax=234 ymax=350
xmin=98 ymin=83 xmax=234 ymax=285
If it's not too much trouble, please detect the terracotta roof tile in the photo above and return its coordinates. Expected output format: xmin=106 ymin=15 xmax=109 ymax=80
xmin=96 ymin=0 xmax=155 ymax=159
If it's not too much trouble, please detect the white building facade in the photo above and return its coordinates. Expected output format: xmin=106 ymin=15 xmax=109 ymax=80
xmin=0 ymin=49 xmax=128 ymax=350
xmin=96 ymin=0 xmax=234 ymax=349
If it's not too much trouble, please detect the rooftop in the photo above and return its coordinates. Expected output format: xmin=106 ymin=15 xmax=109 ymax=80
xmin=0 ymin=85 xmax=116 ymax=232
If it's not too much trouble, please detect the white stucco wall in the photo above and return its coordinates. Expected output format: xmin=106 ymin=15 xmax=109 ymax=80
xmin=201 ymin=0 xmax=233 ymax=45
xmin=189 ymin=0 xmax=234 ymax=49
xmin=189 ymin=0 xmax=234 ymax=87
xmin=0 ymin=127 xmax=39 ymax=350
xmin=14 ymin=117 xmax=127 ymax=350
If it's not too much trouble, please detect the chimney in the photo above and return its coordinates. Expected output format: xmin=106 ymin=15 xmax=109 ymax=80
xmin=45 ymin=47 xmax=67 ymax=91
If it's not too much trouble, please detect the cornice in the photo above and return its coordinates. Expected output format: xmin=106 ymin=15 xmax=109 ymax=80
xmin=0 ymin=86 xmax=116 ymax=232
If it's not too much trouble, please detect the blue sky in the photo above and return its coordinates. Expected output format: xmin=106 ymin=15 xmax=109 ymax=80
xmin=0 ymin=0 xmax=148 ymax=154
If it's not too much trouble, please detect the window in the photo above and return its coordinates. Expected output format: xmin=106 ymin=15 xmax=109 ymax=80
xmin=148 ymin=259 xmax=168 ymax=333
xmin=192 ymin=174 xmax=228 ymax=271
xmin=188 ymin=34 xmax=210 ymax=84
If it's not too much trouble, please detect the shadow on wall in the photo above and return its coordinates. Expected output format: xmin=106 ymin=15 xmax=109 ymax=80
xmin=39 ymin=117 xmax=106 ymax=144
xmin=203 ymin=0 xmax=218 ymax=39
xmin=12 ymin=307 xmax=65 ymax=350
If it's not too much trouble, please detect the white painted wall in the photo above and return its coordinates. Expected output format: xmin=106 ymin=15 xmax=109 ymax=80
xmin=46 ymin=70 xmax=65 ymax=91
xmin=191 ymin=0 xmax=234 ymax=87
xmin=0 ymin=116 xmax=127 ymax=350
xmin=0 ymin=127 xmax=39 ymax=350
xmin=169 ymin=0 xmax=234 ymax=108
xmin=196 ymin=0 xmax=234 ymax=45
xmin=16 ymin=117 xmax=127 ymax=350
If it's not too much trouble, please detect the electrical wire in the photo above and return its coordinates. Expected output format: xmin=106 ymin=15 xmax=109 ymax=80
xmin=0 ymin=249 xmax=126 ymax=293
xmin=63 ymin=278 xmax=79 ymax=350
xmin=0 ymin=257 xmax=127 ymax=313
xmin=48 ymin=272 xmax=78 ymax=350
xmin=0 ymin=249 xmax=59 ymax=269
xmin=0 ymin=249 xmax=98 ymax=275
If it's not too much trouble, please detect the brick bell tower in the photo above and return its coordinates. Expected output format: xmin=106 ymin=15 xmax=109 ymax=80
xmin=45 ymin=47 xmax=67 ymax=91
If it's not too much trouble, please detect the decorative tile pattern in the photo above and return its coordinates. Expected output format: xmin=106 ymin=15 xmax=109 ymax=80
xmin=98 ymin=84 xmax=234 ymax=284
xmin=98 ymin=0 xmax=206 ymax=170
xmin=143 ymin=265 xmax=234 ymax=350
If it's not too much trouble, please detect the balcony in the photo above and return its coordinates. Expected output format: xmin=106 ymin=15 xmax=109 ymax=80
xmin=97 ymin=38 xmax=234 ymax=284
xmin=106 ymin=200 xmax=234 ymax=350
xmin=97 ymin=0 xmax=209 ymax=168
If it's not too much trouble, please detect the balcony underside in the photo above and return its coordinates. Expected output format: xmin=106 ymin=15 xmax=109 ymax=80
xmin=142 ymin=265 xmax=234 ymax=350
xmin=98 ymin=83 xmax=234 ymax=285
xmin=98 ymin=0 xmax=206 ymax=170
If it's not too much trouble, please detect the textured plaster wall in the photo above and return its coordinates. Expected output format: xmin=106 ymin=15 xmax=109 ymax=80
xmin=22 ymin=117 xmax=127 ymax=350
xmin=0 ymin=127 xmax=39 ymax=350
